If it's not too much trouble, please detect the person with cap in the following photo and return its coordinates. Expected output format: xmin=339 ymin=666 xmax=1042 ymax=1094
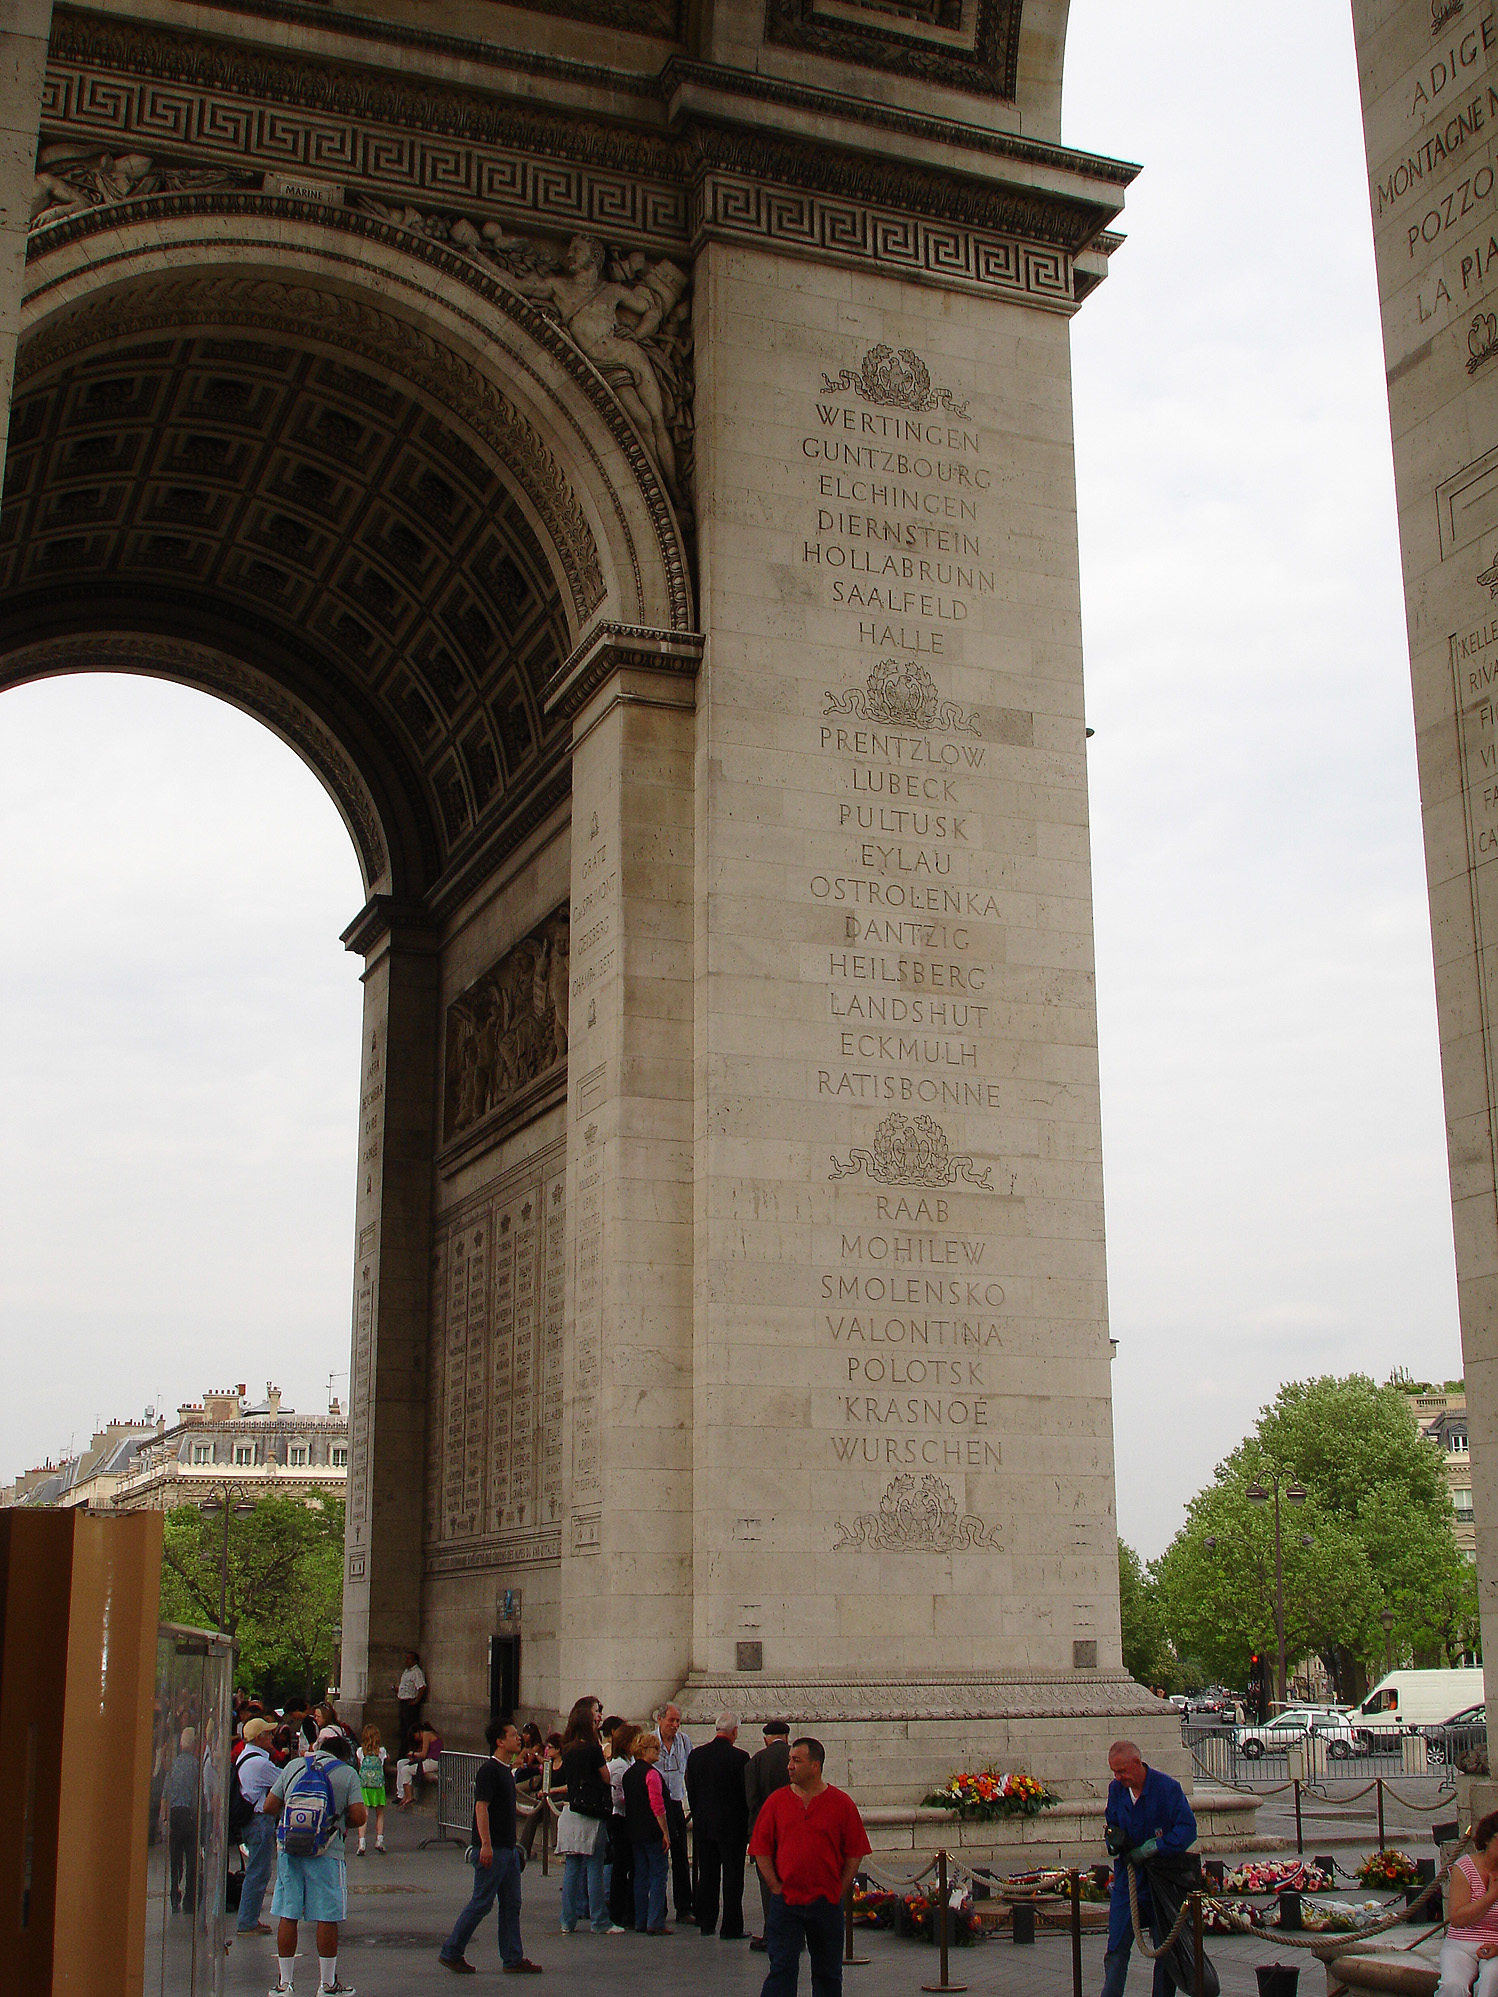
xmin=686 ymin=1713 xmax=751 ymax=1941
xmin=235 ymin=1716 xmax=283 ymax=1937
xmin=263 ymin=1724 xmax=367 ymax=1995
xmin=745 ymin=1722 xmax=792 ymax=1950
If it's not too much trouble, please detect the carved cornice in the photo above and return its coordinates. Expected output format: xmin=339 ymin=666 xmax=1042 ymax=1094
xmin=45 ymin=10 xmax=1130 ymax=267
xmin=545 ymin=620 xmax=704 ymax=723
xmin=673 ymin=1670 xmax=1162 ymax=1725
xmin=340 ymin=894 xmax=439 ymax=957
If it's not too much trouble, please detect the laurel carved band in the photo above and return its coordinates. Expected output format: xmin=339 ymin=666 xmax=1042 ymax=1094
xmin=695 ymin=173 xmax=1074 ymax=309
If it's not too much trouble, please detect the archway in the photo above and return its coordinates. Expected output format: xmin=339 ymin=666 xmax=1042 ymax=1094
xmin=0 ymin=671 xmax=367 ymax=1498
xmin=4 ymin=199 xmax=701 ymax=1730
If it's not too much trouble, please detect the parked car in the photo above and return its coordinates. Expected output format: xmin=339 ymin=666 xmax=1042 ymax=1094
xmin=1420 ymin=1704 xmax=1488 ymax=1769
xmin=1236 ymin=1707 xmax=1361 ymax=1761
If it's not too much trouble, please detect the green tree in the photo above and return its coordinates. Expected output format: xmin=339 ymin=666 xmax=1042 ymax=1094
xmin=1119 ymin=1538 xmax=1173 ymax=1688
xmin=1152 ymin=1376 xmax=1474 ymax=1698
xmin=160 ymin=1495 xmax=345 ymax=1702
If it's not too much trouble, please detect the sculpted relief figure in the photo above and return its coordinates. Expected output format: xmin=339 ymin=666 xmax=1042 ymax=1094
xmin=355 ymin=200 xmax=692 ymax=505
xmin=445 ymin=911 xmax=570 ymax=1139
xmin=30 ymin=143 xmax=254 ymax=225
xmin=504 ymin=233 xmax=688 ymax=500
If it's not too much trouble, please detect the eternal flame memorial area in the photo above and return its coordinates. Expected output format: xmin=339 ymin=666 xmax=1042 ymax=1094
xmin=0 ymin=0 xmax=1183 ymax=1806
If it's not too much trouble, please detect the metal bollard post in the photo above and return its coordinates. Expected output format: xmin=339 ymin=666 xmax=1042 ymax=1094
xmin=1070 ymin=1869 xmax=1083 ymax=1997
xmin=1192 ymin=1892 xmax=1205 ymax=1997
xmin=1377 ymin=1779 xmax=1386 ymax=1853
xmin=842 ymin=1882 xmax=869 ymax=1966
xmin=1294 ymin=1778 xmax=1303 ymax=1856
xmin=919 ymin=1849 xmax=968 ymax=1994
xmin=540 ymin=1804 xmax=549 ymax=1878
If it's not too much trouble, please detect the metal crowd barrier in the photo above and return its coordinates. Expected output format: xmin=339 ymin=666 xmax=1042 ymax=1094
xmin=422 ymin=1750 xmax=483 ymax=1850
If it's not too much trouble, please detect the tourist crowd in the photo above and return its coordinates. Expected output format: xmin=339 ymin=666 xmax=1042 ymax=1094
xmin=222 ymin=1684 xmax=871 ymax=1997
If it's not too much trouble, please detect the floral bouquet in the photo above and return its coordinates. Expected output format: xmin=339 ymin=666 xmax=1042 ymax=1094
xmin=1226 ymin=1860 xmax=1334 ymax=1894
xmin=920 ymin=1768 xmax=1059 ymax=1821
xmin=849 ymin=1883 xmax=900 ymax=1930
xmin=898 ymin=1886 xmax=981 ymax=1947
xmin=1355 ymin=1850 xmax=1419 ymax=1888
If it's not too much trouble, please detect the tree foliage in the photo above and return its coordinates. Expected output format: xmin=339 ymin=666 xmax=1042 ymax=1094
xmin=1152 ymin=1376 xmax=1478 ymax=1697
xmin=1119 ymin=1539 xmax=1173 ymax=1688
xmin=159 ymin=1495 xmax=345 ymax=1704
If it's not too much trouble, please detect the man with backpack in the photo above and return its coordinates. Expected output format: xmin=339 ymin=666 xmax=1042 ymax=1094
xmin=262 ymin=1724 xmax=367 ymax=1995
xmin=234 ymin=1716 xmax=282 ymax=1937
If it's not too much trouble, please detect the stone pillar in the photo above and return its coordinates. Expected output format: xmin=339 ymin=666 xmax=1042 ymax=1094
xmin=0 ymin=0 xmax=49 ymax=465
xmin=675 ymin=239 xmax=1173 ymax=1800
xmin=338 ymin=895 xmax=440 ymax=1737
xmin=546 ymin=623 xmax=702 ymax=1715
xmin=1351 ymin=1 xmax=1498 ymax=1698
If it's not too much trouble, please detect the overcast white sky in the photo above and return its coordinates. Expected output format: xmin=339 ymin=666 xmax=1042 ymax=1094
xmin=0 ymin=2 xmax=1463 ymax=1558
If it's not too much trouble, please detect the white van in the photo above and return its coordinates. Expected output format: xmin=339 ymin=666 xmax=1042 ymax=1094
xmin=1355 ymin=1669 xmax=1484 ymax=1737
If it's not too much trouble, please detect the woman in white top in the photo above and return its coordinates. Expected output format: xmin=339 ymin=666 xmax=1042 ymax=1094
xmin=603 ymin=1716 xmax=636 ymax=1930
xmin=1437 ymin=1810 xmax=1498 ymax=1997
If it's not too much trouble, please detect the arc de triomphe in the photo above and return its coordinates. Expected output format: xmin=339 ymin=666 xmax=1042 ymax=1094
xmin=0 ymin=0 xmax=1174 ymax=1798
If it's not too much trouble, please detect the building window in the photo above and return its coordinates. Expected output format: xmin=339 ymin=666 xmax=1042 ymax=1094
xmin=1454 ymin=1488 xmax=1475 ymax=1521
xmin=1451 ymin=1432 xmax=1469 ymax=1451
xmin=289 ymin=1445 xmax=308 ymax=1468
xmin=190 ymin=1443 xmax=212 ymax=1466
xmin=331 ymin=1446 xmax=348 ymax=1468
xmin=233 ymin=1444 xmax=255 ymax=1467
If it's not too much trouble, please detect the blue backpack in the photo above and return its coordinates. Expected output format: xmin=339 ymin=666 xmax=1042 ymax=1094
xmin=277 ymin=1753 xmax=339 ymax=1858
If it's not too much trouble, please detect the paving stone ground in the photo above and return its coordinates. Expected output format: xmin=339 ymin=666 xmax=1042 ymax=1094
xmin=206 ymin=1796 xmax=1449 ymax=1997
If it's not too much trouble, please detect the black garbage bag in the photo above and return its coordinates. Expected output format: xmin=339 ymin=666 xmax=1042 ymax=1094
xmin=1133 ymin=1853 xmax=1221 ymax=1997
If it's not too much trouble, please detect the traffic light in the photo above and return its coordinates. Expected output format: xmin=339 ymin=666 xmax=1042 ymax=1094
xmin=1247 ymin=1652 xmax=1268 ymax=1723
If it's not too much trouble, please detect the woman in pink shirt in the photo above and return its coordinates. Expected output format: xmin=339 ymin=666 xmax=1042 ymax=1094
xmin=1437 ymin=1811 xmax=1498 ymax=1997
xmin=622 ymin=1733 xmax=672 ymax=1934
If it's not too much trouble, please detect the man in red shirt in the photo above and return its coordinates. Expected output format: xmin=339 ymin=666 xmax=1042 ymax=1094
xmin=747 ymin=1736 xmax=871 ymax=1996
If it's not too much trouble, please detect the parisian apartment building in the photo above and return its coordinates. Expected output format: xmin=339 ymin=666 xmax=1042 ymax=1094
xmin=1405 ymin=1380 xmax=1476 ymax=1561
xmin=0 ymin=1382 xmax=348 ymax=1512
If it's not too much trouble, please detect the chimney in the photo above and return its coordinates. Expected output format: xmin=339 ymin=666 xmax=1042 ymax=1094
xmin=266 ymin=1384 xmax=282 ymax=1417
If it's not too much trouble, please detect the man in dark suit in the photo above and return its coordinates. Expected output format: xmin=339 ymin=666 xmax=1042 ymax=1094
xmin=685 ymin=1713 xmax=751 ymax=1939
xmin=744 ymin=1719 xmax=792 ymax=1950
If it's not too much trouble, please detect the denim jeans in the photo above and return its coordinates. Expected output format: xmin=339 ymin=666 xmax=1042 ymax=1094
xmin=1099 ymin=1920 xmax=1176 ymax=1997
xmin=236 ymin=1812 xmax=277 ymax=1931
xmin=633 ymin=1838 xmax=669 ymax=1932
xmin=561 ymin=1825 xmax=608 ymax=1932
xmin=762 ymin=1893 xmax=844 ymax=1997
xmin=440 ymin=1848 xmax=525 ymax=1968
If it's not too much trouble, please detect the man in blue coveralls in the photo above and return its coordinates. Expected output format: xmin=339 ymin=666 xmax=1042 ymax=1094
xmin=1101 ymin=1739 xmax=1196 ymax=1997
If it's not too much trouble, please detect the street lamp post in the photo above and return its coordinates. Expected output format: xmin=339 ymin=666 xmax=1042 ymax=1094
xmin=1381 ymin=1605 xmax=1395 ymax=1678
xmin=1247 ymin=1469 xmax=1307 ymax=1709
xmin=199 ymin=1483 xmax=256 ymax=1635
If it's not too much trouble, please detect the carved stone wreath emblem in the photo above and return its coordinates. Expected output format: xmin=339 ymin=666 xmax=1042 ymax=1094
xmin=821 ymin=342 xmax=970 ymax=417
xmin=833 ymin=1474 xmax=1001 ymax=1553
xmin=830 ymin=1112 xmax=992 ymax=1189
xmin=823 ymin=659 xmax=978 ymax=735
